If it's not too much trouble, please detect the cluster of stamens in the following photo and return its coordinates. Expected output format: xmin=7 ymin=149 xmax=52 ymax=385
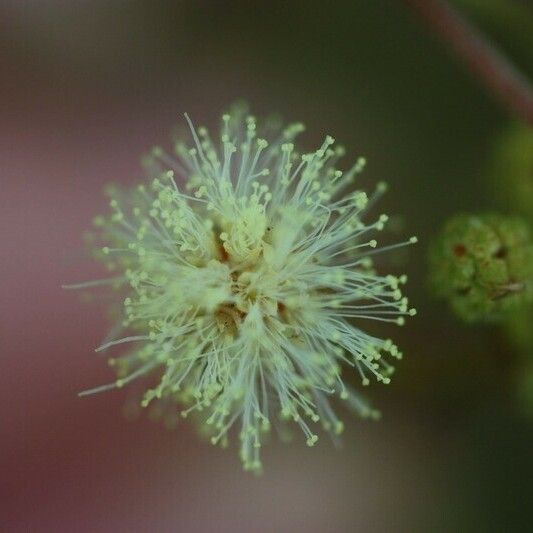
xmin=70 ymin=105 xmax=416 ymax=472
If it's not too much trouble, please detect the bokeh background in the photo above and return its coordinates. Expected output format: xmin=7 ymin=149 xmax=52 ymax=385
xmin=1 ymin=1 xmax=532 ymax=531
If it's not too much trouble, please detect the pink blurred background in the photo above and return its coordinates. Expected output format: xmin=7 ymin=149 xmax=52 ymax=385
xmin=0 ymin=85 xmax=441 ymax=531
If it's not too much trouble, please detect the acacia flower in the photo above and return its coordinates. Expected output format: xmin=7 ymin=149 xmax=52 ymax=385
xmin=69 ymin=105 xmax=416 ymax=471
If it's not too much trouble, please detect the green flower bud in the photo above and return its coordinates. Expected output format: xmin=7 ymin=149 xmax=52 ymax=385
xmin=429 ymin=213 xmax=533 ymax=323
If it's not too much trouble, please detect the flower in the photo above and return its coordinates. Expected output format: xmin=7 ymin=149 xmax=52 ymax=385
xmin=70 ymin=105 xmax=415 ymax=472
xmin=429 ymin=213 xmax=533 ymax=323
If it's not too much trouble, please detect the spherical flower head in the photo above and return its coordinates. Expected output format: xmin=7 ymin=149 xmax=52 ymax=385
xmin=429 ymin=213 xmax=533 ymax=323
xmin=74 ymin=105 xmax=415 ymax=472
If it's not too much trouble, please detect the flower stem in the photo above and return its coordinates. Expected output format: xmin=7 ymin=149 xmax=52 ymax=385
xmin=404 ymin=0 xmax=533 ymax=124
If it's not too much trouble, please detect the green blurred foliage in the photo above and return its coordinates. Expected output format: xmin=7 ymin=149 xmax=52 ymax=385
xmin=487 ymin=121 xmax=533 ymax=414
xmin=490 ymin=124 xmax=533 ymax=219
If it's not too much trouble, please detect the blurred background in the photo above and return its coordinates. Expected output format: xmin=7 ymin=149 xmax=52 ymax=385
xmin=1 ymin=1 xmax=532 ymax=531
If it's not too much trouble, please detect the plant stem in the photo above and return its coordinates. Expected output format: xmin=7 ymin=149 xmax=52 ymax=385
xmin=404 ymin=0 xmax=533 ymax=124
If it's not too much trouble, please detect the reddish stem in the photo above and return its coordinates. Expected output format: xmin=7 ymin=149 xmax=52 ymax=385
xmin=404 ymin=0 xmax=533 ymax=124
